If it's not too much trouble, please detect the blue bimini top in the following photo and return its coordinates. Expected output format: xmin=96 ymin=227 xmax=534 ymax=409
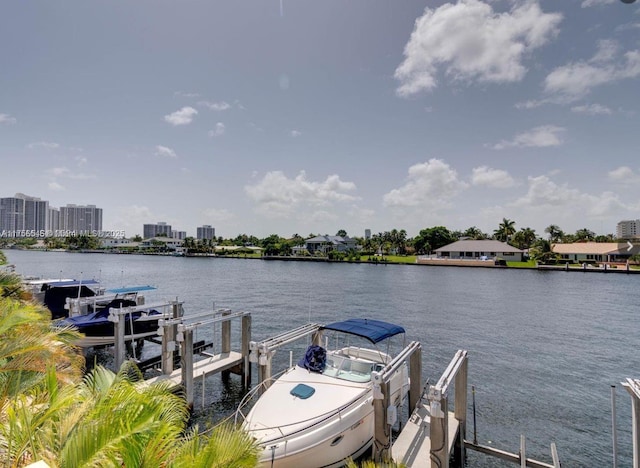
xmin=320 ymin=318 xmax=405 ymax=344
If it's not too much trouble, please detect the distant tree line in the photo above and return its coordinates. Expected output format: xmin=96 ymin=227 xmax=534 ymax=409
xmin=0 ymin=220 xmax=622 ymax=262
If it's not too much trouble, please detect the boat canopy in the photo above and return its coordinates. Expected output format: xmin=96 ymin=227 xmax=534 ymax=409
xmin=320 ymin=318 xmax=405 ymax=344
xmin=106 ymin=285 xmax=157 ymax=294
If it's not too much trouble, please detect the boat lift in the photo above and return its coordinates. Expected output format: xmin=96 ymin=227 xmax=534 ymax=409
xmin=145 ymin=308 xmax=252 ymax=408
xmin=249 ymin=323 xmax=321 ymax=392
xmin=109 ymin=299 xmax=183 ymax=369
xmin=622 ymin=378 xmax=640 ymax=468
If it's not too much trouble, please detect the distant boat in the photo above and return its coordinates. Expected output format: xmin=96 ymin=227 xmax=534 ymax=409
xmin=236 ymin=318 xmax=409 ymax=468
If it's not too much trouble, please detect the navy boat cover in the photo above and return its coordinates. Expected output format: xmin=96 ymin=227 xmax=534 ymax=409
xmin=320 ymin=318 xmax=405 ymax=344
xmin=297 ymin=345 xmax=327 ymax=373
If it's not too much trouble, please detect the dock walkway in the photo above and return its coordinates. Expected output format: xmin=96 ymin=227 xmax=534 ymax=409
xmin=393 ymin=403 xmax=459 ymax=468
xmin=146 ymin=351 xmax=243 ymax=387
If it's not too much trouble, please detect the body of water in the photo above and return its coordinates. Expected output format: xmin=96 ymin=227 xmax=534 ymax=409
xmin=4 ymin=249 xmax=638 ymax=467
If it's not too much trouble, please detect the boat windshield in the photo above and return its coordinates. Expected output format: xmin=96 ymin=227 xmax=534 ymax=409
xmin=322 ymin=353 xmax=383 ymax=383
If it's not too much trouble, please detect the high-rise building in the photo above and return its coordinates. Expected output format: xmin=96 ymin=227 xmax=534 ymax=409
xmin=172 ymin=230 xmax=187 ymax=240
xmin=60 ymin=204 xmax=103 ymax=232
xmin=18 ymin=193 xmax=49 ymax=231
xmin=0 ymin=193 xmax=50 ymax=234
xmin=197 ymin=225 xmax=216 ymax=241
xmin=143 ymin=222 xmax=172 ymax=239
xmin=0 ymin=196 xmax=25 ymax=232
xmin=617 ymin=220 xmax=640 ymax=239
xmin=364 ymin=229 xmax=371 ymax=240
xmin=47 ymin=207 xmax=60 ymax=232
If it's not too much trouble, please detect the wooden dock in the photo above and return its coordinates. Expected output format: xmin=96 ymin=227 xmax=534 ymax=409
xmin=392 ymin=404 xmax=459 ymax=468
xmin=146 ymin=350 xmax=244 ymax=387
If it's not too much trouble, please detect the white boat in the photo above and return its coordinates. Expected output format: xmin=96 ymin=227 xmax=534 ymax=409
xmin=236 ymin=318 xmax=409 ymax=468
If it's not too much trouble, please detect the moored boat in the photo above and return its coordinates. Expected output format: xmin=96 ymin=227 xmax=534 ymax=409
xmin=54 ymin=298 xmax=172 ymax=348
xmin=65 ymin=284 xmax=157 ymax=317
xmin=26 ymin=278 xmax=103 ymax=319
xmin=236 ymin=318 xmax=409 ymax=468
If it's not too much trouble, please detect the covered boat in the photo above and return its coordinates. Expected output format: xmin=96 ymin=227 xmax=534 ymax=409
xmin=55 ymin=299 xmax=163 ymax=347
xmin=237 ymin=318 xmax=409 ymax=467
xmin=25 ymin=279 xmax=103 ymax=319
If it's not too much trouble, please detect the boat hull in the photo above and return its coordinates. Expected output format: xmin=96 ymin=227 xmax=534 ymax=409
xmin=255 ymin=391 xmax=374 ymax=468
xmin=245 ymin=360 xmax=408 ymax=467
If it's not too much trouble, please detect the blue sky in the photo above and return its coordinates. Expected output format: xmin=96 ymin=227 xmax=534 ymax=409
xmin=1 ymin=0 xmax=639 ymax=239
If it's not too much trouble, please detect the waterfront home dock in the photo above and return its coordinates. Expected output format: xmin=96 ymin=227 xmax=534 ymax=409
xmin=146 ymin=351 xmax=244 ymax=387
xmin=392 ymin=403 xmax=459 ymax=468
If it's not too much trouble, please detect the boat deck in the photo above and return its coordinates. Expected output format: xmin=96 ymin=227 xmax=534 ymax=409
xmin=392 ymin=402 xmax=459 ymax=467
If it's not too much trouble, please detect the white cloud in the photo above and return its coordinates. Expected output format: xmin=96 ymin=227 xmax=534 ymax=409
xmin=198 ymin=100 xmax=231 ymax=111
xmin=75 ymin=156 xmax=88 ymax=166
xmin=394 ymin=0 xmax=562 ymax=96
xmin=544 ymin=40 xmax=640 ymax=102
xmin=383 ymin=159 xmax=468 ymax=208
xmin=290 ymin=130 xmax=302 ymax=138
xmin=511 ymin=175 xmax=627 ymax=217
xmin=174 ymin=91 xmax=200 ymax=98
xmin=571 ymin=103 xmax=613 ymax=115
xmin=48 ymin=182 xmax=65 ymax=191
xmin=155 ymin=145 xmax=177 ymax=158
xmin=46 ymin=167 xmax=95 ymax=180
xmin=245 ymin=171 xmax=359 ymax=218
xmin=208 ymin=122 xmax=226 ymax=137
xmin=471 ymin=166 xmax=516 ymax=188
xmin=492 ymin=125 xmax=565 ymax=150
xmin=201 ymin=208 xmax=235 ymax=223
xmin=112 ymin=205 xmax=156 ymax=238
xmin=581 ymin=0 xmax=615 ymax=7
xmin=0 ymin=113 xmax=17 ymax=124
xmin=609 ymin=166 xmax=640 ymax=183
xmin=164 ymin=106 xmax=198 ymax=126
xmin=515 ymin=99 xmax=547 ymax=109
xmin=27 ymin=141 xmax=60 ymax=150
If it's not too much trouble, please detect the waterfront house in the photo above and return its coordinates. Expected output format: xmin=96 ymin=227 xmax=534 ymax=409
xmin=140 ymin=237 xmax=184 ymax=254
xmin=551 ymin=242 xmax=639 ymax=263
xmin=433 ymin=240 xmax=525 ymax=262
xmin=304 ymin=235 xmax=357 ymax=255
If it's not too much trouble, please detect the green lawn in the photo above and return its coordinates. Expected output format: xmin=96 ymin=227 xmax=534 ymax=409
xmin=506 ymin=260 xmax=537 ymax=268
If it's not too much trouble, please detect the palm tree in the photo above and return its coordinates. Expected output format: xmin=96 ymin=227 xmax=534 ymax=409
xmin=544 ymin=225 xmax=564 ymax=243
xmin=0 ymin=264 xmax=258 ymax=467
xmin=493 ymin=218 xmax=516 ymax=243
xmin=574 ymin=228 xmax=596 ymax=242
xmin=529 ymin=239 xmax=556 ymax=264
xmin=0 ymin=297 xmax=84 ymax=397
xmin=1 ymin=361 xmax=259 ymax=467
xmin=463 ymin=226 xmax=486 ymax=240
xmin=512 ymin=227 xmax=537 ymax=250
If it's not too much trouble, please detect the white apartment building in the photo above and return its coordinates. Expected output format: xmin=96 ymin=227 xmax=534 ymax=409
xmin=1 ymin=193 xmax=50 ymax=234
xmin=616 ymin=219 xmax=640 ymax=239
xmin=60 ymin=204 xmax=103 ymax=232
xmin=143 ymin=222 xmax=172 ymax=239
xmin=197 ymin=224 xmax=216 ymax=241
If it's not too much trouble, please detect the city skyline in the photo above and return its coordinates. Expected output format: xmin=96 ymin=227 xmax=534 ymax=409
xmin=1 ymin=1 xmax=639 ymax=239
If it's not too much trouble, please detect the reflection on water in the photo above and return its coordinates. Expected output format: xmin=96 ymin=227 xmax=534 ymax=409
xmin=5 ymin=249 xmax=639 ymax=467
